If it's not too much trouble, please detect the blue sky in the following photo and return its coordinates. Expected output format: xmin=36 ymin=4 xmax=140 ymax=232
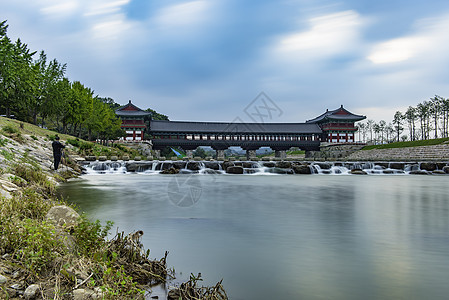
xmin=2 ymin=0 xmax=449 ymax=123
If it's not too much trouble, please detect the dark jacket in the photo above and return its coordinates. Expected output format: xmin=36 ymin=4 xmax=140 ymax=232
xmin=52 ymin=140 xmax=65 ymax=156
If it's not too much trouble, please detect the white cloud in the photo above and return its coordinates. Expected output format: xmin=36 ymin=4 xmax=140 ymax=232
xmin=39 ymin=0 xmax=79 ymax=17
xmin=154 ymin=1 xmax=211 ymax=29
xmin=276 ymin=10 xmax=364 ymax=58
xmin=84 ymin=0 xmax=131 ymax=17
xmin=367 ymin=14 xmax=449 ymax=64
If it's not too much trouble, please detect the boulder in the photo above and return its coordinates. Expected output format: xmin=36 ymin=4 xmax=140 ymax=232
xmin=420 ymin=162 xmax=436 ymax=171
xmin=186 ymin=161 xmax=201 ymax=171
xmin=316 ymin=162 xmax=331 ymax=169
xmin=226 ymin=166 xmax=244 ymax=174
xmin=0 ymin=274 xmax=7 ymax=284
xmin=266 ymin=167 xmax=294 ymax=174
xmin=46 ymin=205 xmax=80 ymax=227
xmin=292 ymin=164 xmax=312 ymax=174
xmin=204 ymin=161 xmax=220 ymax=170
xmin=24 ymin=284 xmax=40 ymax=299
xmin=275 ymin=161 xmax=292 ymax=169
xmin=443 ymin=166 xmax=449 ymax=174
xmin=262 ymin=162 xmax=275 ymax=168
xmin=432 ymin=170 xmax=446 ymax=175
xmin=409 ymin=170 xmax=430 ymax=175
xmin=134 ymin=156 xmax=142 ymax=161
xmin=160 ymin=167 xmax=180 ymax=174
xmin=172 ymin=161 xmax=186 ymax=169
xmin=85 ymin=156 xmax=97 ymax=161
xmin=110 ymin=156 xmax=118 ymax=161
xmin=351 ymin=169 xmax=367 ymax=175
xmin=389 ymin=162 xmax=405 ymax=170
xmin=98 ymin=156 xmax=107 ymax=161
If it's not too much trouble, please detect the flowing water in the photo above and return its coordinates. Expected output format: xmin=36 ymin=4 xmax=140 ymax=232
xmin=58 ymin=171 xmax=449 ymax=300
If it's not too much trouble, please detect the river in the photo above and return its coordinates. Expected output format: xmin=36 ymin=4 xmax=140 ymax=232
xmin=58 ymin=173 xmax=449 ymax=300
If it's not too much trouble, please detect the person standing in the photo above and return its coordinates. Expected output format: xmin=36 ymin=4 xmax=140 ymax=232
xmin=52 ymin=135 xmax=65 ymax=170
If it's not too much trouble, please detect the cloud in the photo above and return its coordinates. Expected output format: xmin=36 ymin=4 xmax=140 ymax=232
xmin=84 ymin=0 xmax=131 ymax=17
xmin=367 ymin=14 xmax=449 ymax=64
xmin=39 ymin=0 xmax=79 ymax=18
xmin=275 ymin=10 xmax=365 ymax=59
xmin=153 ymin=1 xmax=211 ymax=31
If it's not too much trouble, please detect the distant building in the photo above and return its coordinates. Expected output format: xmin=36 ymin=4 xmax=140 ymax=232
xmin=306 ymin=105 xmax=366 ymax=143
xmin=115 ymin=100 xmax=151 ymax=141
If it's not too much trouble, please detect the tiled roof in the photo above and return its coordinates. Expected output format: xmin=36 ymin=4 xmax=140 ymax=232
xmin=115 ymin=100 xmax=151 ymax=117
xmin=150 ymin=120 xmax=322 ymax=134
xmin=306 ymin=105 xmax=366 ymax=123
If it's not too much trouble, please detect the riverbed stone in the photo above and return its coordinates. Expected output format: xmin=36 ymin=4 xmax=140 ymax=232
xmin=160 ymin=167 xmax=179 ymax=174
xmin=292 ymin=164 xmax=312 ymax=174
xmin=0 ymin=274 xmax=7 ymax=284
xmin=186 ymin=161 xmax=201 ymax=171
xmin=351 ymin=169 xmax=367 ymax=175
xmin=46 ymin=205 xmax=80 ymax=227
xmin=24 ymin=284 xmax=40 ymax=299
xmin=420 ymin=162 xmax=436 ymax=171
xmin=275 ymin=161 xmax=292 ymax=168
xmin=262 ymin=162 xmax=275 ymax=168
xmin=226 ymin=166 xmax=244 ymax=174
xmin=204 ymin=161 xmax=220 ymax=170
xmin=443 ymin=166 xmax=449 ymax=173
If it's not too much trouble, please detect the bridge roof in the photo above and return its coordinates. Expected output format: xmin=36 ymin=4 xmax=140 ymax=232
xmin=306 ymin=105 xmax=366 ymax=123
xmin=150 ymin=120 xmax=322 ymax=134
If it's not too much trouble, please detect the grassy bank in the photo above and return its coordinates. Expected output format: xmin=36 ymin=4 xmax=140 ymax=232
xmin=0 ymin=116 xmax=227 ymax=299
xmin=363 ymin=138 xmax=449 ymax=150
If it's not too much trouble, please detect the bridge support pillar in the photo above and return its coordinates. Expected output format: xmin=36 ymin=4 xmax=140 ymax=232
xmin=246 ymin=149 xmax=257 ymax=160
xmin=216 ymin=149 xmax=225 ymax=160
xmin=153 ymin=150 xmax=161 ymax=158
xmin=186 ymin=150 xmax=194 ymax=159
xmin=275 ymin=150 xmax=287 ymax=160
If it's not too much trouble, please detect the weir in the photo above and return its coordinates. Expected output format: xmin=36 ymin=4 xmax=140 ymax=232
xmin=81 ymin=160 xmax=449 ymax=176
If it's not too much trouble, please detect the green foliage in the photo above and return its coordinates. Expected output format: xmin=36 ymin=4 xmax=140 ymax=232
xmin=363 ymin=137 xmax=449 ymax=150
xmin=11 ymin=162 xmax=55 ymax=195
xmin=72 ymin=216 xmax=113 ymax=256
xmin=0 ymin=148 xmax=14 ymax=160
xmin=1 ymin=124 xmax=18 ymax=134
xmin=30 ymin=135 xmax=38 ymax=140
xmin=0 ymin=137 xmax=7 ymax=146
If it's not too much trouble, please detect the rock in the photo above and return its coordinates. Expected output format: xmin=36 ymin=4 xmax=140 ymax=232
xmin=73 ymin=288 xmax=97 ymax=300
xmin=275 ymin=161 xmax=292 ymax=168
xmin=110 ymin=156 xmax=118 ymax=161
xmin=160 ymin=167 xmax=180 ymax=174
xmin=262 ymin=162 xmax=275 ymax=168
xmin=266 ymin=167 xmax=294 ymax=174
xmin=292 ymin=164 xmax=312 ymax=174
xmin=226 ymin=166 xmax=244 ymax=174
xmin=24 ymin=284 xmax=40 ymax=299
xmin=443 ymin=166 xmax=449 ymax=174
xmin=0 ymin=274 xmax=7 ymax=284
xmin=167 ymin=289 xmax=181 ymax=300
xmin=122 ymin=155 xmax=130 ymax=161
xmin=389 ymin=162 xmax=405 ymax=170
xmin=204 ymin=161 xmax=220 ymax=170
xmin=85 ymin=156 xmax=97 ymax=161
xmin=351 ymin=169 xmax=367 ymax=175
xmin=316 ymin=162 xmax=331 ymax=169
xmin=98 ymin=156 xmax=107 ymax=161
xmin=172 ymin=161 xmax=186 ymax=169
xmin=134 ymin=156 xmax=142 ymax=161
xmin=420 ymin=162 xmax=436 ymax=171
xmin=382 ymin=169 xmax=394 ymax=174
xmin=46 ymin=205 xmax=80 ymax=227
xmin=409 ymin=170 xmax=430 ymax=175
xmin=186 ymin=161 xmax=201 ymax=171
xmin=432 ymin=170 xmax=446 ymax=175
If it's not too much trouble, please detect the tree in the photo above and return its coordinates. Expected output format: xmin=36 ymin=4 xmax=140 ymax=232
xmin=404 ymin=106 xmax=416 ymax=141
xmin=392 ymin=111 xmax=404 ymax=142
xmin=366 ymin=119 xmax=375 ymax=143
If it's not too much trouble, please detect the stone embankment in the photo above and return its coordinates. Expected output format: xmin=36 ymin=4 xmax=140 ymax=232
xmin=345 ymin=144 xmax=449 ymax=161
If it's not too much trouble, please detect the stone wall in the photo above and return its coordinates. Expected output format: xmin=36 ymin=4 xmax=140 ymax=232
xmin=345 ymin=144 xmax=449 ymax=161
xmin=306 ymin=143 xmax=365 ymax=160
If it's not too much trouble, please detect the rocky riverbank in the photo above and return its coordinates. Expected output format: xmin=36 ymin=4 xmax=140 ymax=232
xmin=0 ymin=119 xmax=227 ymax=299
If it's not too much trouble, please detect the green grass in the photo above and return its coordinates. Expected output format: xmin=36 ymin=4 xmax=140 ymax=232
xmin=363 ymin=137 xmax=449 ymax=150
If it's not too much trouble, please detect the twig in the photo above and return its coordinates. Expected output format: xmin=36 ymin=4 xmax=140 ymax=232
xmin=73 ymin=272 xmax=93 ymax=290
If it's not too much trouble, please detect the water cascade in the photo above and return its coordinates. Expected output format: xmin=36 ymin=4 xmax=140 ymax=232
xmin=81 ymin=160 xmax=449 ymax=175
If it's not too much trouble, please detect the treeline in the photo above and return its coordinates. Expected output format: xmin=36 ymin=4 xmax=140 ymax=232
xmin=356 ymin=95 xmax=449 ymax=144
xmin=0 ymin=20 xmax=168 ymax=141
